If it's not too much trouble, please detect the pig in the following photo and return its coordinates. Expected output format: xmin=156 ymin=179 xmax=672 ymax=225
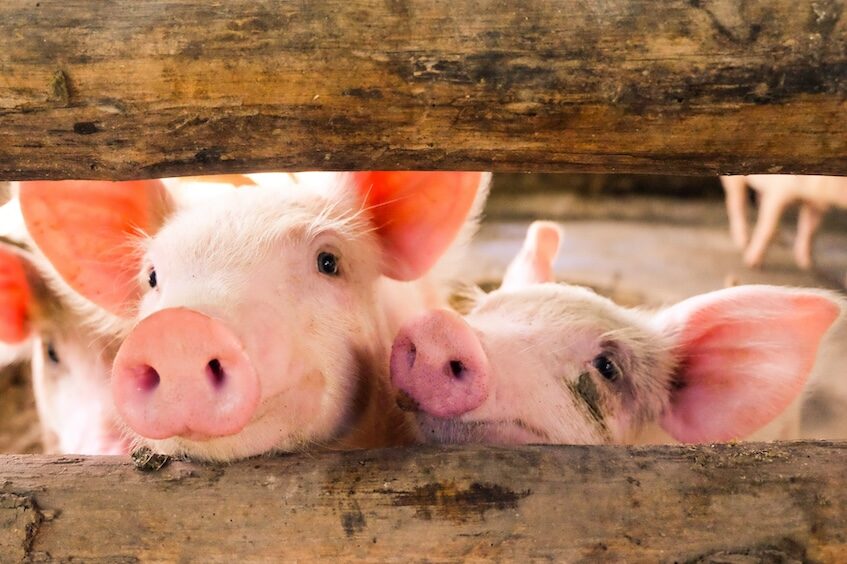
xmin=0 ymin=176 xmax=262 ymax=455
xmin=721 ymin=175 xmax=847 ymax=270
xmin=0 ymin=217 xmax=128 ymax=455
xmin=19 ymin=172 xmax=490 ymax=461
xmin=391 ymin=222 xmax=840 ymax=445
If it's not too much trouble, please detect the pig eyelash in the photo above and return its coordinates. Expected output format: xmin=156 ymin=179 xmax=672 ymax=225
xmin=305 ymin=194 xmax=375 ymax=243
xmin=305 ymin=185 xmax=412 ymax=244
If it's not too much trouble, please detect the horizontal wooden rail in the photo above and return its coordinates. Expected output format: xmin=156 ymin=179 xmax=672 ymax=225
xmin=0 ymin=442 xmax=845 ymax=561
xmin=0 ymin=1 xmax=845 ymax=180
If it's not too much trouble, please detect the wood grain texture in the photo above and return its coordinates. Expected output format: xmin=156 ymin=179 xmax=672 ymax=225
xmin=0 ymin=1 xmax=845 ymax=180
xmin=0 ymin=442 xmax=845 ymax=561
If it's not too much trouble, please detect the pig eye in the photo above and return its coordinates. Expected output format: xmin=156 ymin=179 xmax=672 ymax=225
xmin=45 ymin=341 xmax=60 ymax=365
xmin=592 ymin=355 xmax=619 ymax=382
xmin=148 ymin=268 xmax=157 ymax=289
xmin=317 ymin=251 xmax=340 ymax=276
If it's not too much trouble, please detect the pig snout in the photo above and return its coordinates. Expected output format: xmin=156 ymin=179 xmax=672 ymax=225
xmin=390 ymin=309 xmax=489 ymax=419
xmin=112 ymin=308 xmax=260 ymax=441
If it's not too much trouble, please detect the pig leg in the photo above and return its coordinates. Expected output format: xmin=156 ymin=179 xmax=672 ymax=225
xmin=793 ymin=201 xmax=826 ymax=270
xmin=743 ymin=190 xmax=792 ymax=268
xmin=721 ymin=176 xmax=749 ymax=249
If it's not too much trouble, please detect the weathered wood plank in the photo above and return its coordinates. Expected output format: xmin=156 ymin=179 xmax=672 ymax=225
xmin=0 ymin=1 xmax=845 ymax=180
xmin=0 ymin=442 xmax=845 ymax=561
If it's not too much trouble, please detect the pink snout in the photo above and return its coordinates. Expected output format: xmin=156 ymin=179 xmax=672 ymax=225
xmin=390 ymin=309 xmax=489 ymax=419
xmin=112 ymin=308 xmax=260 ymax=441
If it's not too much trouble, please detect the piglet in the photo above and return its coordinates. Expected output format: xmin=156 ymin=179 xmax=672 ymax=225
xmin=0 ymin=205 xmax=128 ymax=455
xmin=722 ymin=175 xmax=847 ymax=270
xmin=19 ymin=172 xmax=489 ymax=460
xmin=391 ymin=223 xmax=840 ymax=445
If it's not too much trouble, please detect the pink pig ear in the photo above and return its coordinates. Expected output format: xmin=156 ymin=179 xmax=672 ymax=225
xmin=351 ymin=172 xmax=487 ymax=281
xmin=655 ymin=286 xmax=840 ymax=443
xmin=0 ymin=245 xmax=34 ymax=343
xmin=18 ymin=180 xmax=171 ymax=317
xmin=500 ymin=221 xmax=562 ymax=290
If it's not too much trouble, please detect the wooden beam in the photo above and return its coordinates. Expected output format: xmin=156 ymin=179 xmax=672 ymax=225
xmin=1 ymin=442 xmax=845 ymax=560
xmin=0 ymin=1 xmax=845 ymax=180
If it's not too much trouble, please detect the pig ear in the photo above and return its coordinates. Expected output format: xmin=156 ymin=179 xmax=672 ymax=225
xmin=18 ymin=180 xmax=171 ymax=316
xmin=0 ymin=245 xmax=34 ymax=343
xmin=352 ymin=172 xmax=488 ymax=281
xmin=654 ymin=286 xmax=840 ymax=443
xmin=500 ymin=221 xmax=562 ymax=290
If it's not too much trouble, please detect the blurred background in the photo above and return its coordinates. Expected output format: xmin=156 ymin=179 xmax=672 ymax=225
xmin=479 ymin=173 xmax=847 ymax=303
xmin=2 ymin=173 xmax=846 ymax=453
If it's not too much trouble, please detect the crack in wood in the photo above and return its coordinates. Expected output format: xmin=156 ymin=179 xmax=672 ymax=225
xmin=0 ymin=492 xmax=46 ymax=560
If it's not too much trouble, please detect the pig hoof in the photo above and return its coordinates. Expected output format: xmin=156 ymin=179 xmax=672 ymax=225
xmin=395 ymin=390 xmax=420 ymax=413
xmin=132 ymin=446 xmax=171 ymax=472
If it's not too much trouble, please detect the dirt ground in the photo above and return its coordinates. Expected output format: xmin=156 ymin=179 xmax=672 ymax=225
xmin=2 ymin=185 xmax=846 ymax=453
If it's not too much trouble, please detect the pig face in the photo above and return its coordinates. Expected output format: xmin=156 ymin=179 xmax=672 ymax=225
xmin=0 ymin=242 xmax=127 ymax=455
xmin=126 ymin=185 xmax=393 ymax=458
xmin=20 ymin=172 xmax=488 ymax=460
xmin=392 ymin=282 xmax=840 ymax=446
xmin=31 ymin=323 xmax=126 ymax=454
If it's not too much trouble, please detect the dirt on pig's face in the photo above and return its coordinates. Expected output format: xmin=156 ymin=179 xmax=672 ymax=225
xmin=129 ymin=185 xmax=398 ymax=460
xmin=413 ymin=284 xmax=675 ymax=446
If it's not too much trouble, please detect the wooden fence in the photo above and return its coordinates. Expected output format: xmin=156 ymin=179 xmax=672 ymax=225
xmin=1 ymin=443 xmax=845 ymax=561
xmin=0 ymin=0 xmax=844 ymax=180
xmin=1 ymin=2 xmax=846 ymax=561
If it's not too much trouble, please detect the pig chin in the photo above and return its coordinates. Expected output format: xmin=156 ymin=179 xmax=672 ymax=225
xmin=56 ymin=426 xmax=131 ymax=456
xmin=136 ymin=414 xmax=319 ymax=461
xmin=415 ymin=413 xmax=550 ymax=445
xmin=132 ymin=371 xmax=348 ymax=461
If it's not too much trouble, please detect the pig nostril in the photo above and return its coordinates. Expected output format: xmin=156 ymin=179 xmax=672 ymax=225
xmin=206 ymin=359 xmax=226 ymax=388
xmin=135 ymin=365 xmax=160 ymax=392
xmin=449 ymin=360 xmax=465 ymax=379
xmin=407 ymin=342 xmax=417 ymax=369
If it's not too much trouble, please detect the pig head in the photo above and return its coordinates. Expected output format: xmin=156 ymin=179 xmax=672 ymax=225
xmin=0 ymin=230 xmax=127 ymax=455
xmin=391 ymin=224 xmax=840 ymax=445
xmin=20 ymin=172 xmax=489 ymax=460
